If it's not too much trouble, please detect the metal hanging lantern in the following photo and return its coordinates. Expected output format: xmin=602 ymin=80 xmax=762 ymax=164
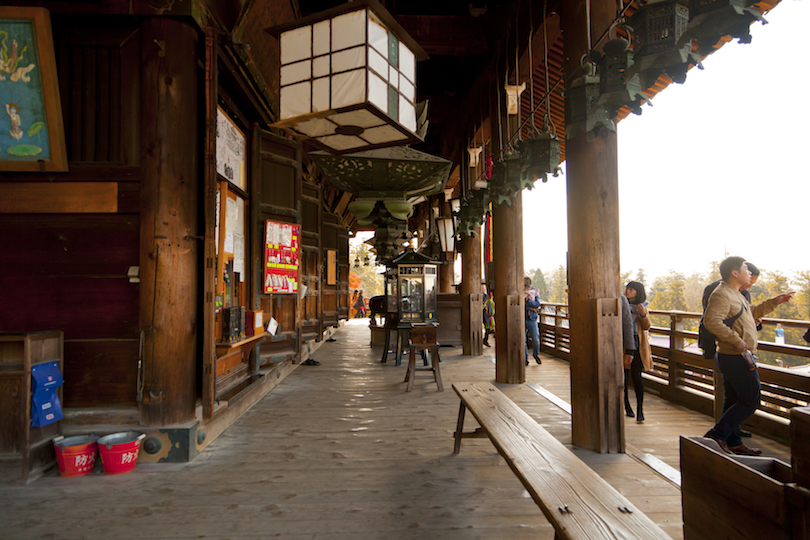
xmin=489 ymin=149 xmax=523 ymax=207
xmin=266 ymin=0 xmax=428 ymax=154
xmin=456 ymin=190 xmax=489 ymax=237
xmin=625 ymin=0 xmax=703 ymax=88
xmin=517 ymin=130 xmax=561 ymax=184
xmin=681 ymin=0 xmax=767 ymax=56
xmin=565 ymin=59 xmax=614 ymax=141
xmin=592 ymin=36 xmax=650 ymax=118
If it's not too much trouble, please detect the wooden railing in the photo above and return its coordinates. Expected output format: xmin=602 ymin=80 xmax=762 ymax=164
xmin=539 ymin=303 xmax=810 ymax=441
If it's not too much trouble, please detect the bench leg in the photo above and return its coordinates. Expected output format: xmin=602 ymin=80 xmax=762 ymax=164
xmin=453 ymin=401 xmax=467 ymax=454
xmin=395 ymin=330 xmax=404 ymax=366
xmin=433 ymin=348 xmax=443 ymax=392
xmin=405 ymin=348 xmax=416 ymax=391
xmin=381 ymin=329 xmax=391 ymax=363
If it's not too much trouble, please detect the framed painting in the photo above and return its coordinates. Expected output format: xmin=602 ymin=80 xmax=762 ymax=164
xmin=0 ymin=7 xmax=67 ymax=172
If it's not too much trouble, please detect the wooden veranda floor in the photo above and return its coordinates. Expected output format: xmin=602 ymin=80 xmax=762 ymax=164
xmin=1 ymin=319 xmax=791 ymax=539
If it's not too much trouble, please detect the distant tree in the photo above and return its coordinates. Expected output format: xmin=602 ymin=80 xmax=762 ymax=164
xmin=545 ymin=265 xmax=568 ymax=304
xmin=620 ymin=270 xmax=632 ymax=287
xmin=794 ymin=270 xmax=810 ymax=321
xmin=349 ymin=242 xmax=383 ymax=298
xmin=649 ymin=271 xmax=688 ymax=311
xmin=636 ymin=268 xmax=647 ymax=286
xmin=684 ymin=272 xmax=706 ymax=313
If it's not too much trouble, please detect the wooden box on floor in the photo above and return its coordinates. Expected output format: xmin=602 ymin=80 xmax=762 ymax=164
xmin=680 ymin=435 xmax=810 ymax=540
xmin=436 ymin=293 xmax=462 ymax=347
xmin=0 ymin=331 xmax=63 ymax=483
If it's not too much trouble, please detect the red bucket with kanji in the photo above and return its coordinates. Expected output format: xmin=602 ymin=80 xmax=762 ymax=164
xmin=97 ymin=432 xmax=145 ymax=475
xmin=53 ymin=435 xmax=98 ymax=477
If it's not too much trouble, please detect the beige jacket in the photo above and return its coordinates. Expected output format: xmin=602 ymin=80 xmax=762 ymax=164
xmin=637 ymin=311 xmax=653 ymax=371
xmin=704 ymin=281 xmax=780 ymax=354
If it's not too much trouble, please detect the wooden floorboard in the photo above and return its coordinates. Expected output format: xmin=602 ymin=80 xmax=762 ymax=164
xmin=0 ymin=320 xmax=792 ymax=539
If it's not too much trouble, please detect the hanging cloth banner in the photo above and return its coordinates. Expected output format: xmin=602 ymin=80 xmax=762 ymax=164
xmin=484 ymin=208 xmax=493 ymax=263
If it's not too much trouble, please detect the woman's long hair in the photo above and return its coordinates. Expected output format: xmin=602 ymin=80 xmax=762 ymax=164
xmin=626 ymin=281 xmax=647 ymax=305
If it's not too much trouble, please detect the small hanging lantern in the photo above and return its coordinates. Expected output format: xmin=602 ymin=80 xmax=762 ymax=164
xmin=489 ymin=149 xmax=523 ymax=207
xmin=456 ymin=190 xmax=488 ymax=237
xmin=592 ymin=35 xmax=650 ymax=118
xmin=565 ymin=59 xmax=615 ymax=141
xmin=681 ymin=0 xmax=767 ymax=56
xmin=625 ymin=0 xmax=703 ymax=88
xmin=266 ymin=0 xmax=428 ymax=154
xmin=517 ymin=129 xmax=561 ymax=184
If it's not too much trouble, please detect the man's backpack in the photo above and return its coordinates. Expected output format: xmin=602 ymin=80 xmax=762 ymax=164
xmin=699 ymin=281 xmax=744 ymax=359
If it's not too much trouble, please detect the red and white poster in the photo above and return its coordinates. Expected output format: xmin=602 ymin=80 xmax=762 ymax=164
xmin=263 ymin=220 xmax=300 ymax=294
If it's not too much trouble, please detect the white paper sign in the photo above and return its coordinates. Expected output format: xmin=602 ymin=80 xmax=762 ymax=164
xmin=233 ymin=232 xmax=245 ymax=280
xmin=267 ymin=317 xmax=279 ymax=336
xmin=216 ymin=108 xmax=246 ymax=190
xmin=224 ymin=232 xmax=234 ymax=254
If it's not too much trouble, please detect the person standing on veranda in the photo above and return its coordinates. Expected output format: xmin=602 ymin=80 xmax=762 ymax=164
xmin=703 ymin=256 xmax=794 ymax=455
xmin=623 ymin=281 xmax=652 ymax=423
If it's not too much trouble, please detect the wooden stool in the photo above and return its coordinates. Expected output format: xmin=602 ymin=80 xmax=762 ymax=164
xmin=404 ymin=323 xmax=443 ymax=392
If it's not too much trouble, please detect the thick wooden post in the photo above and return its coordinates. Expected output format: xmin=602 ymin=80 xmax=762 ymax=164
xmin=139 ymin=18 xmax=199 ymax=427
xmin=562 ymin=0 xmax=623 ymax=453
xmin=493 ymin=193 xmax=525 ymax=383
xmin=460 ymin=227 xmax=483 ymax=356
xmin=439 ymin=256 xmax=454 ymax=293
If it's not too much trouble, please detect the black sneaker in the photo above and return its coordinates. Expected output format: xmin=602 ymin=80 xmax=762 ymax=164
xmin=741 ymin=429 xmax=752 ymax=437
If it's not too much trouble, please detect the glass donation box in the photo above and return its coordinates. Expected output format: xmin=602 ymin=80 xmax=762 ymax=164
xmin=389 ymin=250 xmax=438 ymax=323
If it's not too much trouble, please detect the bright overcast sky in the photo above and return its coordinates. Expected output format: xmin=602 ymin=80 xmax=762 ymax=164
xmin=523 ymin=0 xmax=809 ymax=282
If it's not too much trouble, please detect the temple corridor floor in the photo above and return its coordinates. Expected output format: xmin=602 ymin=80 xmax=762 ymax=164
xmin=1 ymin=319 xmax=791 ymax=539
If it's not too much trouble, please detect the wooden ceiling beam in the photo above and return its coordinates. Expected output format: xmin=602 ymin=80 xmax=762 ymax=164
xmin=397 ymin=15 xmax=488 ymax=56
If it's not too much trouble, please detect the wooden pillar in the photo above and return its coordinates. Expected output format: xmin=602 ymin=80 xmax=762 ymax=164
xmin=460 ymin=226 xmax=483 ymax=356
xmin=139 ymin=18 xmax=199 ymax=427
xmin=493 ymin=193 xmax=525 ymax=383
xmin=439 ymin=255 xmax=454 ymax=293
xmin=562 ymin=0 xmax=623 ymax=453
xmin=489 ymin=72 xmax=526 ymax=383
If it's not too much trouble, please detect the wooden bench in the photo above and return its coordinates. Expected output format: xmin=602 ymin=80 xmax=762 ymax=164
xmin=452 ymin=382 xmax=671 ymax=540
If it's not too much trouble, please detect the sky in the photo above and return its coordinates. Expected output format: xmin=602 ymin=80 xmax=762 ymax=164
xmin=522 ymin=0 xmax=809 ymax=283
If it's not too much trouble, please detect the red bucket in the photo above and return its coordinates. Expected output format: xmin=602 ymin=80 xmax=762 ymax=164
xmin=97 ymin=431 xmax=145 ymax=475
xmin=53 ymin=435 xmax=98 ymax=477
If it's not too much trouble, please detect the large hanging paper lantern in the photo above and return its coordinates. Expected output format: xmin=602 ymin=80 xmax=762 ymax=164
xmin=266 ymin=0 xmax=428 ymax=154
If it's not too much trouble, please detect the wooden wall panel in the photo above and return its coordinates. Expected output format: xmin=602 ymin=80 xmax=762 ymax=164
xmin=0 ymin=182 xmax=118 ymax=213
xmin=3 ymin=276 xmax=139 ymax=339
xmin=261 ymin=157 xmax=296 ymax=211
xmin=0 ymin=215 xmax=138 ymax=277
xmin=63 ymin=341 xmax=138 ymax=407
xmin=53 ymin=18 xmax=138 ymax=165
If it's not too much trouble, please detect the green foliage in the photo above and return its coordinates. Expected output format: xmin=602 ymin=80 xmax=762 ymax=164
xmin=649 ymin=271 xmax=688 ymax=312
xmin=544 ymin=265 xmax=568 ymax=304
xmin=349 ymin=241 xmax=383 ymax=298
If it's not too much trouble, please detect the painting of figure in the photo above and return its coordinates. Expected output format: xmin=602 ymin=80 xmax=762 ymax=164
xmin=0 ymin=7 xmax=67 ymax=171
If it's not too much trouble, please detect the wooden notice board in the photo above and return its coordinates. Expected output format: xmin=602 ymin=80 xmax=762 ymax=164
xmin=263 ymin=220 xmax=300 ymax=294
